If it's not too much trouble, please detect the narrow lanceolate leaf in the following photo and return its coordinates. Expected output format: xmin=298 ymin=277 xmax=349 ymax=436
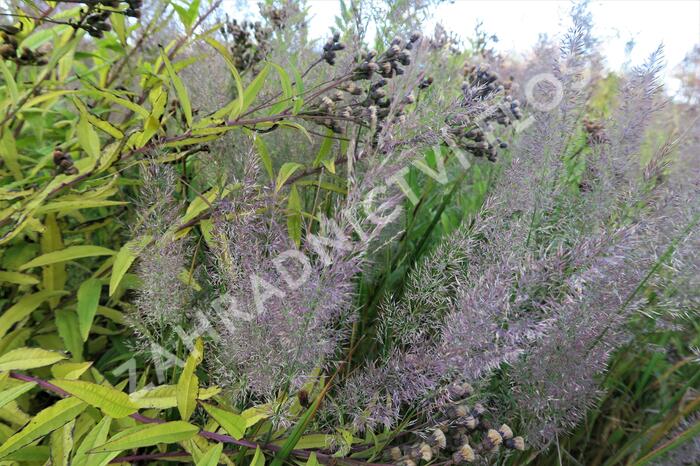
xmin=0 ymin=347 xmax=66 ymax=370
xmin=50 ymin=379 xmax=138 ymax=418
xmin=0 ymin=382 xmax=36 ymax=409
xmin=71 ymin=415 xmax=112 ymax=466
xmin=251 ymin=446 xmax=266 ymax=466
xmin=0 ymin=397 xmax=86 ymax=459
xmin=109 ymin=235 xmax=151 ymax=296
xmin=177 ymin=338 xmax=203 ymax=421
xmin=162 ymin=49 xmax=193 ymax=126
xmin=19 ymin=246 xmax=116 ymax=270
xmin=275 ymin=162 xmax=304 ymax=193
xmin=76 ymin=112 xmax=101 ymax=160
xmin=90 ymin=421 xmax=199 ymax=453
xmin=197 ymin=442 xmax=224 ymax=466
xmin=0 ymin=290 xmax=67 ymax=339
xmin=50 ymin=418 xmax=75 ymax=466
xmin=242 ymin=64 xmax=270 ymax=113
xmin=287 ymin=184 xmax=302 ymax=247
xmin=51 ymin=361 xmax=93 ymax=380
xmin=201 ymin=403 xmax=246 ymax=440
xmin=77 ymin=278 xmax=102 ymax=341
xmin=0 ymin=271 xmax=39 ymax=285
xmin=130 ymin=384 xmax=220 ymax=409
xmin=305 ymin=452 xmax=320 ymax=466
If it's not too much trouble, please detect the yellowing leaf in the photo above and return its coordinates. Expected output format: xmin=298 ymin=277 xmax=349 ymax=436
xmin=177 ymin=338 xmax=203 ymax=421
xmin=275 ymin=163 xmax=304 ymax=193
xmin=90 ymin=421 xmax=199 ymax=453
xmin=77 ymin=278 xmax=102 ymax=342
xmin=19 ymin=246 xmax=116 ymax=270
xmin=76 ymin=112 xmax=101 ymax=160
xmin=50 ymin=379 xmax=137 ymax=418
xmin=201 ymin=403 xmax=246 ymax=440
xmin=0 ymin=397 xmax=86 ymax=459
xmin=109 ymin=236 xmax=151 ymax=296
xmin=0 ymin=347 xmax=66 ymax=371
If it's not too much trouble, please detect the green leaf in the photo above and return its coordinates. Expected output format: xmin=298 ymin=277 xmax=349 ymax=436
xmin=90 ymin=421 xmax=199 ymax=453
xmin=0 ymin=59 xmax=18 ymax=102
xmin=0 ymin=382 xmax=36 ymax=410
xmin=306 ymin=452 xmax=320 ymax=466
xmin=0 ymin=347 xmax=66 ymax=370
xmin=287 ymin=184 xmax=302 ymax=247
xmin=201 ymin=403 xmax=246 ymax=440
xmin=312 ymin=129 xmax=336 ymax=173
xmin=71 ymin=416 xmax=112 ymax=466
xmin=55 ymin=310 xmax=83 ymax=362
xmin=161 ymin=49 xmax=193 ymax=127
xmin=77 ymin=278 xmax=101 ymax=342
xmin=253 ymin=134 xmax=274 ymax=181
xmin=109 ymin=235 xmax=151 ymax=296
xmin=50 ymin=418 xmax=75 ymax=466
xmin=0 ymin=129 xmax=22 ymax=180
xmin=177 ymin=338 xmax=203 ymax=421
xmin=50 ymin=379 xmax=138 ymax=418
xmin=269 ymin=390 xmax=325 ymax=466
xmin=275 ymin=162 xmax=304 ymax=193
xmin=197 ymin=442 xmax=224 ymax=466
xmin=268 ymin=62 xmax=293 ymax=114
xmin=0 ymin=397 xmax=86 ymax=459
xmin=76 ymin=112 xmax=101 ymax=160
xmin=204 ymin=37 xmax=244 ymax=119
xmin=51 ymin=361 xmax=92 ymax=380
xmin=242 ymin=64 xmax=270 ymax=113
xmin=251 ymin=446 xmax=266 ymax=466
xmin=130 ymin=384 xmax=220 ymax=409
xmin=0 ymin=290 xmax=67 ymax=339
xmin=0 ymin=271 xmax=39 ymax=286
xmin=19 ymin=246 xmax=116 ymax=270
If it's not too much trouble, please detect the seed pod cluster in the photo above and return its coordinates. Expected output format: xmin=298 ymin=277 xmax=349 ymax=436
xmin=385 ymin=382 xmax=525 ymax=464
xmin=322 ymin=32 xmax=346 ymax=66
xmin=1 ymin=26 xmax=50 ymax=65
xmin=53 ymin=149 xmax=78 ymax=175
xmin=306 ymin=33 xmax=421 ymax=138
xmin=450 ymin=62 xmax=523 ymax=161
xmin=81 ymin=1 xmax=142 ymax=37
xmin=221 ymin=17 xmax=272 ymax=72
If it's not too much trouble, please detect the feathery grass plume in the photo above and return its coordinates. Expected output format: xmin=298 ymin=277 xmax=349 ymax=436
xmin=131 ymin=160 xmax=191 ymax=328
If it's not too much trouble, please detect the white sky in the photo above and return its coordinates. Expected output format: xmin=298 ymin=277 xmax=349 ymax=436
xmin=304 ymin=0 xmax=700 ymax=92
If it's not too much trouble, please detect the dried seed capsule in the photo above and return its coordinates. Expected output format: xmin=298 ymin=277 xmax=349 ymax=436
xmin=498 ymin=424 xmax=513 ymax=440
xmin=430 ymin=428 xmax=447 ymax=449
xmin=418 ymin=442 xmax=432 ymax=461
xmin=389 ymin=446 xmax=403 ymax=461
xmin=452 ymin=442 xmax=476 ymax=463
xmin=505 ymin=436 xmax=525 ymax=451
xmin=485 ymin=429 xmax=503 ymax=450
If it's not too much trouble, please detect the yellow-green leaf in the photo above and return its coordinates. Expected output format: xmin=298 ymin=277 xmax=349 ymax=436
xmin=197 ymin=442 xmax=224 ymax=466
xmin=287 ymin=184 xmax=302 ymax=247
xmin=0 ymin=125 xmax=22 ymax=180
xmin=90 ymin=421 xmax=199 ymax=453
xmin=71 ymin=415 xmax=112 ymax=466
xmin=50 ymin=379 xmax=137 ymax=418
xmin=204 ymin=37 xmax=244 ymax=119
xmin=0 ymin=382 xmax=36 ymax=410
xmin=49 ymin=418 xmax=75 ymax=466
xmin=19 ymin=246 xmax=116 ymax=270
xmin=201 ymin=403 xmax=246 ymax=440
xmin=0 ymin=397 xmax=86 ymax=459
xmin=177 ymin=338 xmax=203 ymax=421
xmin=51 ymin=361 xmax=92 ymax=380
xmin=252 ymin=134 xmax=274 ymax=180
xmin=0 ymin=271 xmax=39 ymax=286
xmin=242 ymin=64 xmax=270 ymax=113
xmin=0 ymin=291 xmax=67 ymax=339
xmin=130 ymin=384 xmax=220 ymax=409
xmin=77 ymin=278 xmax=101 ymax=342
xmin=251 ymin=446 xmax=266 ymax=466
xmin=76 ymin=112 xmax=101 ymax=160
xmin=161 ymin=49 xmax=193 ymax=127
xmin=109 ymin=235 xmax=151 ymax=296
xmin=275 ymin=162 xmax=304 ymax=193
xmin=0 ymin=347 xmax=66 ymax=371
xmin=306 ymin=452 xmax=320 ymax=466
